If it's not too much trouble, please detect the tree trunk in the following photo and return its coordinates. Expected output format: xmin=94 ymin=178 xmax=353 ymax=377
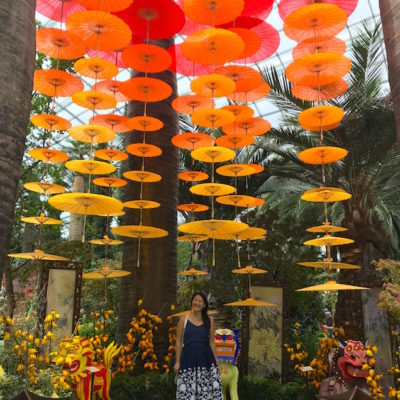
xmin=69 ymin=174 xmax=84 ymax=241
xmin=380 ymin=0 xmax=400 ymax=145
xmin=4 ymin=260 xmax=16 ymax=317
xmin=22 ymin=223 xmax=34 ymax=252
xmin=118 ymin=38 xmax=179 ymax=359
xmin=0 ymin=0 xmax=36 ymax=281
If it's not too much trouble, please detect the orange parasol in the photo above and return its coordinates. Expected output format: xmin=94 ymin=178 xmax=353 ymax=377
xmin=21 ymin=213 xmax=62 ymax=225
xmin=171 ymin=132 xmax=213 ymax=150
xmin=65 ymin=159 xmax=116 ymax=175
xmin=215 ymin=65 xmax=263 ymax=93
xmin=246 ymin=197 xmax=265 ymax=207
xmin=178 ymin=171 xmax=209 ymax=182
xmin=172 ymin=95 xmax=214 ymax=115
xmin=232 ymin=265 xmax=266 ymax=275
xmin=285 ymin=53 xmax=352 ymax=87
xmin=306 ymin=222 xmax=347 ymax=234
xmin=123 ymin=170 xmax=161 ymax=182
xmin=94 ymin=149 xmax=128 ymax=162
xmin=68 ymin=124 xmax=115 ymax=144
xmin=224 ymin=297 xmax=275 ymax=307
xmin=228 ymin=81 xmax=271 ymax=103
xmin=216 ymin=163 xmax=259 ymax=177
xmin=74 ymin=57 xmax=118 ymax=80
xmin=222 ymin=105 xmax=254 ymax=122
xmin=92 ymin=177 xmax=127 ymax=188
xmin=89 ymin=235 xmax=123 ymax=245
xmin=247 ymin=163 xmax=264 ymax=174
xmin=120 ymin=77 xmax=172 ymax=102
xmin=191 ymin=146 xmax=236 ymax=163
xmin=28 ymin=148 xmax=68 ymax=163
xmin=66 ymin=10 xmax=132 ymax=51
xmin=191 ymin=74 xmax=236 ymax=98
xmin=177 ymin=203 xmax=209 ymax=213
xmin=122 ymin=43 xmax=172 ymax=73
xmin=292 ymin=79 xmax=348 ymax=102
xmin=126 ymin=116 xmax=163 ymax=132
xmin=49 ymin=193 xmax=123 ymax=215
xmin=222 ymin=117 xmax=271 ymax=136
xmin=216 ymin=194 xmax=259 ymax=207
xmin=301 ymin=186 xmax=351 ymax=202
xmin=34 ymin=69 xmax=83 ymax=97
xmin=304 ymin=234 xmax=354 ymax=247
xmin=8 ymin=249 xmax=69 ymax=262
xmin=182 ymin=28 xmax=244 ymax=66
xmin=183 ymin=0 xmax=244 ymax=25
xmin=178 ymin=268 xmax=209 ymax=277
xmin=24 ymin=182 xmax=65 ymax=195
xmin=283 ymin=4 xmax=347 ymax=43
xmin=229 ymin=27 xmax=261 ymax=60
xmin=72 ymin=91 xmax=117 ymax=110
xmin=112 ymin=225 xmax=168 ymax=238
xmin=36 ymin=28 xmax=87 ymax=60
xmin=124 ymin=200 xmax=160 ymax=209
xmin=191 ymin=108 xmax=235 ymax=128
xmin=30 ymin=114 xmax=71 ymax=131
xmin=91 ymin=80 xmax=129 ymax=103
xmin=83 ymin=267 xmax=131 ymax=279
xmin=89 ymin=114 xmax=131 ymax=133
xmin=293 ymin=37 xmax=346 ymax=60
xmin=297 ymin=280 xmax=367 ymax=292
xmin=215 ymin=134 xmax=254 ymax=149
xmin=190 ymin=183 xmax=236 ymax=197
xmin=76 ymin=0 xmax=133 ymax=12
xmin=298 ymin=146 xmax=348 ymax=165
xmin=298 ymin=106 xmax=344 ymax=131
xmin=298 ymin=260 xmax=359 ymax=270
xmin=125 ymin=143 xmax=162 ymax=158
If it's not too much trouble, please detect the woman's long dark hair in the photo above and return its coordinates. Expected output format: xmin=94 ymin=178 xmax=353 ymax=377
xmin=191 ymin=291 xmax=210 ymax=338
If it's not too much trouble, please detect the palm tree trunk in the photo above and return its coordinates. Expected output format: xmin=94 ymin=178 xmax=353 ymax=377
xmin=69 ymin=174 xmax=84 ymax=241
xmin=0 ymin=0 xmax=36 ymax=281
xmin=379 ymin=0 xmax=400 ymax=145
xmin=118 ymin=38 xmax=178 ymax=359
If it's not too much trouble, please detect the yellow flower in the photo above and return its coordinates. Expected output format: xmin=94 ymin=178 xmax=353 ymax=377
xmin=366 ymin=349 xmax=373 ymax=357
xmin=16 ymin=364 xmax=25 ymax=372
xmin=138 ymin=299 xmax=143 ymax=306
xmin=4 ymin=332 xmax=10 ymax=341
xmin=170 ymin=304 xmax=175 ymax=311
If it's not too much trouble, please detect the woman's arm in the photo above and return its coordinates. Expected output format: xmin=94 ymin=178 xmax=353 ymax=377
xmin=174 ymin=317 xmax=184 ymax=373
xmin=209 ymin=317 xmax=218 ymax=362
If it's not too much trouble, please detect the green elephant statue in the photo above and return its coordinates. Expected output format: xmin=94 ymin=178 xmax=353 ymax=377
xmin=219 ymin=361 xmax=239 ymax=400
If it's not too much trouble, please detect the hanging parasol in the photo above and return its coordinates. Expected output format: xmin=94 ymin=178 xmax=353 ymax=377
xmin=172 ymin=95 xmax=214 ymax=115
xmin=191 ymin=74 xmax=236 ymax=98
xmin=215 ymin=134 xmax=254 ymax=149
xmin=225 ymin=297 xmax=275 ymax=307
xmin=232 ymin=265 xmax=267 ymax=275
xmin=125 ymin=143 xmax=162 ymax=158
xmin=283 ymin=4 xmax=347 ymax=43
xmin=228 ymin=81 xmax=271 ymax=103
xmin=190 ymin=183 xmax=236 ymax=197
xmin=87 ymin=48 xmax=130 ymax=69
xmin=171 ymin=133 xmax=213 ymax=150
xmin=191 ymin=108 xmax=235 ymax=129
xmin=306 ymin=222 xmax=347 ymax=234
xmin=76 ymin=0 xmax=133 ymax=12
xmin=298 ymin=106 xmax=344 ymax=131
xmin=298 ymin=146 xmax=348 ymax=165
xmin=177 ymin=203 xmax=209 ymax=213
xmin=122 ymin=43 xmax=172 ymax=73
xmin=123 ymin=170 xmax=161 ymax=182
xmin=92 ymin=177 xmax=127 ymax=188
xmin=215 ymin=65 xmax=263 ymax=93
xmin=191 ymin=146 xmax=236 ymax=164
xmin=293 ymin=37 xmax=346 ymax=60
xmin=66 ymin=10 xmax=132 ymax=51
xmin=8 ymin=249 xmax=69 ymax=262
xmin=228 ymin=27 xmax=261 ymax=60
xmin=68 ymin=124 xmax=115 ymax=144
xmin=297 ymin=280 xmax=367 ymax=292
xmin=304 ymin=234 xmax=354 ymax=247
xmin=292 ymin=79 xmax=349 ymax=102
xmin=65 ymin=159 xmax=116 ymax=175
xmin=24 ymin=182 xmax=66 ymax=195
xmin=89 ymin=235 xmax=123 ymax=246
xmin=222 ymin=105 xmax=254 ymax=122
xmin=123 ymin=200 xmax=161 ymax=209
xmin=21 ymin=213 xmax=62 ymax=225
xmin=301 ymin=186 xmax=351 ymax=202
xmin=178 ymin=268 xmax=209 ymax=277
xmin=120 ymin=77 xmax=172 ymax=102
xmin=298 ymin=260 xmax=360 ymax=270
xmin=216 ymin=194 xmax=262 ymax=208
xmin=126 ymin=116 xmax=163 ymax=132
xmin=89 ymin=114 xmax=131 ymax=132
xmin=178 ymin=220 xmax=248 ymax=237
xmin=182 ymin=28 xmax=244 ymax=66
xmin=31 ymin=114 xmax=71 ymax=131
xmin=72 ymin=90 xmax=117 ymax=110
xmin=222 ymin=117 xmax=271 ymax=136
xmin=178 ymin=171 xmax=209 ymax=182
xmin=83 ymin=266 xmax=131 ymax=279
xmin=92 ymin=80 xmax=129 ymax=103
xmin=94 ymin=149 xmax=128 ymax=162
xmin=74 ymin=57 xmax=119 ymax=80
xmin=34 ymin=69 xmax=83 ymax=97
xmin=28 ymin=148 xmax=68 ymax=163
xmin=178 ymin=234 xmax=209 ymax=243
xmin=216 ymin=164 xmax=260 ymax=177
xmin=213 ymin=227 xmax=266 ymax=241
xmin=36 ymin=28 xmax=86 ymax=60
xmin=36 ymin=0 xmax=85 ymax=22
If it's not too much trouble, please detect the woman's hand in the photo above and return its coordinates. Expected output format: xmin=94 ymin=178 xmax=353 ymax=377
xmin=174 ymin=362 xmax=180 ymax=374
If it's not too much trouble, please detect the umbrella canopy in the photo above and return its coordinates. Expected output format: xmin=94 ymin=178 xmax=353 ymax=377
xmin=76 ymin=0 xmax=133 ymax=12
xmin=306 ymin=222 xmax=347 ymax=234
xmin=298 ymin=261 xmax=360 ymax=270
xmin=293 ymin=37 xmax=346 ymax=59
xmin=215 ymin=65 xmax=263 ymax=93
xmin=297 ymin=280 xmax=368 ymax=292
xmin=90 ymin=235 xmax=123 ymax=245
xmin=65 ymin=159 xmax=116 ymax=175
xmin=213 ymin=227 xmax=266 ymax=240
xmin=191 ymin=108 xmax=235 ymax=128
xmin=215 ymin=134 xmax=254 ymax=149
xmin=127 ymin=116 xmax=164 ymax=132
xmin=8 ymin=249 xmax=69 ymax=261
xmin=124 ymin=200 xmax=161 ymax=209
xmin=222 ymin=117 xmax=271 ymax=136
xmin=172 ymin=95 xmax=214 ymax=115
xmin=21 ymin=213 xmax=62 ymax=225
xmin=91 ymin=80 xmax=129 ymax=103
xmin=191 ymin=146 xmax=236 ymax=163
xmin=120 ymin=77 xmax=172 ymax=102
xmin=298 ymin=105 xmax=345 ymax=131
xmin=190 ymin=183 xmax=236 ymax=197
xmin=292 ymin=79 xmax=348 ymax=102
xmin=216 ymin=163 xmax=259 ymax=177
xmin=228 ymin=81 xmax=271 ymax=103
xmin=72 ymin=90 xmax=117 ymax=110
xmin=178 ymin=234 xmax=209 ymax=243
xmin=172 ymin=133 xmax=214 ymax=150
xmin=28 ymin=148 xmax=68 ymax=163
xmin=177 ymin=203 xmax=209 ymax=213
xmin=24 ymin=181 xmax=66 ymax=195
xmin=112 ymin=225 xmax=168 ymax=238
xmin=34 ymin=69 xmax=83 ymax=98
xmin=222 ymin=105 xmax=254 ymax=122
xmin=31 ymin=114 xmax=71 ymax=131
xmin=92 ymin=177 xmax=127 ymax=188
xmin=94 ymin=149 xmax=128 ymax=162
xmin=228 ymin=27 xmax=261 ymax=60
xmin=83 ymin=266 xmax=131 ymax=279
xmin=49 ymin=193 xmax=123 ymax=215
xmin=125 ymin=143 xmax=162 ymax=157
xmin=225 ymin=297 xmax=275 ymax=307
xmin=123 ymin=170 xmax=162 ymax=182
xmin=232 ymin=265 xmax=267 ymax=274
xmin=74 ymin=57 xmax=119 ymax=80
xmin=191 ymin=74 xmax=236 ymax=98
xmin=68 ymin=124 xmax=115 ymax=144
xmin=301 ymin=186 xmax=351 ymax=202
xmin=298 ymin=146 xmax=348 ymax=165
xmin=216 ymin=194 xmax=260 ymax=207
xmin=304 ymin=234 xmax=354 ymax=247
xmin=89 ymin=114 xmax=130 ymax=132
xmin=178 ymin=267 xmax=209 ymax=277
xmin=178 ymin=171 xmax=209 ymax=182
xmin=36 ymin=0 xmax=85 ymax=22
xmin=178 ymin=219 xmax=248 ymax=237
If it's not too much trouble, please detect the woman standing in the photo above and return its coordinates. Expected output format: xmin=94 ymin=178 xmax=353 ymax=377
xmin=174 ymin=291 xmax=223 ymax=399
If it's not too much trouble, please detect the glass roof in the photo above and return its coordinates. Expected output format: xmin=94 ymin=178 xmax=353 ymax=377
xmin=38 ymin=0 xmax=387 ymax=130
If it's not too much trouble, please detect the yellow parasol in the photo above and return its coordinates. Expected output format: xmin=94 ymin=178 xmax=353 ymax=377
xmin=74 ymin=57 xmax=119 ymax=80
xmin=301 ymin=187 xmax=351 ymax=203
xmin=304 ymin=234 xmax=354 ymax=247
xmin=232 ymin=265 xmax=267 ymax=275
xmin=216 ymin=194 xmax=261 ymax=208
xmin=298 ymin=261 xmax=360 ymax=270
xmin=94 ymin=149 xmax=128 ymax=162
xmin=191 ymin=146 xmax=236 ymax=164
xmin=224 ymin=297 xmax=275 ymax=307
xmin=90 ymin=235 xmax=123 ymax=246
xmin=190 ymin=183 xmax=236 ymax=197
xmin=178 ymin=171 xmax=209 ymax=182
xmin=31 ymin=114 xmax=71 ymax=131
xmin=177 ymin=203 xmax=209 ymax=213
xmin=8 ymin=249 xmax=69 ymax=261
xmin=178 ymin=268 xmax=209 ymax=277
xmin=65 ymin=159 xmax=116 ymax=175
xmin=216 ymin=164 xmax=261 ymax=178
xmin=306 ymin=222 xmax=347 ymax=234
xmin=123 ymin=170 xmax=161 ymax=183
xmin=28 ymin=148 xmax=68 ymax=163
xmin=191 ymin=73 xmax=236 ymax=98
xmin=123 ymin=200 xmax=161 ymax=209
xmin=24 ymin=182 xmax=66 ymax=195
xmin=191 ymin=108 xmax=235 ymax=129
xmin=72 ymin=90 xmax=117 ymax=110
xmin=213 ymin=227 xmax=266 ymax=241
xmin=178 ymin=234 xmax=209 ymax=243
xmin=92 ymin=177 xmax=127 ymax=188
xmin=21 ymin=213 xmax=62 ymax=225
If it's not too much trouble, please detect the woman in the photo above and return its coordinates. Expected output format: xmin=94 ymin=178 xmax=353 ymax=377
xmin=174 ymin=291 xmax=223 ymax=400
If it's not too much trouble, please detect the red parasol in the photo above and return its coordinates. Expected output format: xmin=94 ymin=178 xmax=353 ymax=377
xmin=92 ymin=80 xmax=129 ymax=103
xmin=76 ymin=0 xmax=133 ymax=12
xmin=36 ymin=0 xmax=85 ymax=22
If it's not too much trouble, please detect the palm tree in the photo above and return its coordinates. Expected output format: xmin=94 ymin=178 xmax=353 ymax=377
xmin=380 ymin=0 xmax=400 ymax=145
xmin=118 ymin=38 xmax=179 ymax=357
xmin=0 ymin=1 xmax=36 ymax=281
xmin=246 ymin=23 xmax=400 ymax=344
